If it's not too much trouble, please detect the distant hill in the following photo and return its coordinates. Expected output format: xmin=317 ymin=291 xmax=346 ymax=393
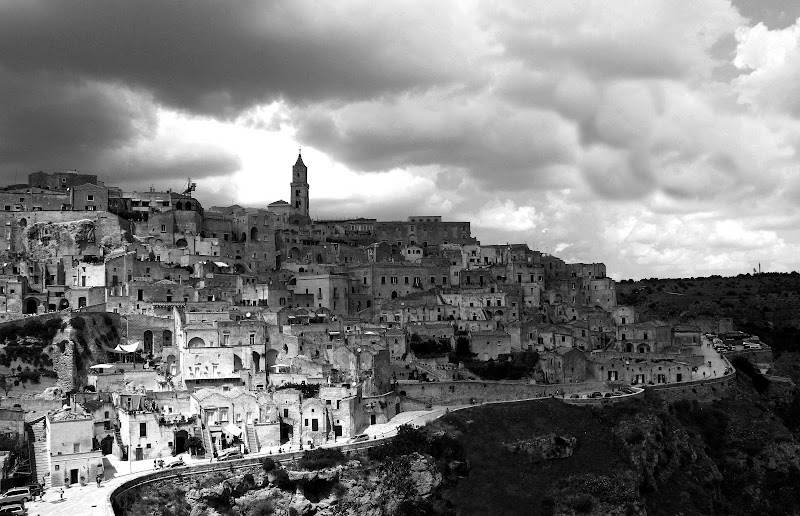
xmin=617 ymin=273 xmax=800 ymax=353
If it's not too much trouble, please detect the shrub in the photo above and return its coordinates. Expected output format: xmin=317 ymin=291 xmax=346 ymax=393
xmin=298 ymin=448 xmax=346 ymax=470
xmin=261 ymin=457 xmax=276 ymax=472
xmin=18 ymin=370 xmax=40 ymax=384
xmin=70 ymin=316 xmax=86 ymax=331
xmin=625 ymin=428 xmax=645 ymax=445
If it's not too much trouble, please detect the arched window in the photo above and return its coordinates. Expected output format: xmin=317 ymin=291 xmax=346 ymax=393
xmin=163 ymin=330 xmax=172 ymax=347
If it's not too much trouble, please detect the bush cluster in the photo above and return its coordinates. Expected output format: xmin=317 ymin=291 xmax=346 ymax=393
xmin=367 ymin=424 xmax=463 ymax=463
xmin=297 ymin=448 xmax=346 ymax=470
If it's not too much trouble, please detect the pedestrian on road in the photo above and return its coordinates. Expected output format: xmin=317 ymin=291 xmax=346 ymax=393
xmin=153 ymin=459 xmax=158 ymax=470
xmin=96 ymin=474 xmax=102 ymax=487
xmin=59 ymin=488 xmax=64 ymax=500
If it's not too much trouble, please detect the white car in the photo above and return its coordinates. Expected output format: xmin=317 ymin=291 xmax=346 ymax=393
xmin=349 ymin=434 xmax=369 ymax=443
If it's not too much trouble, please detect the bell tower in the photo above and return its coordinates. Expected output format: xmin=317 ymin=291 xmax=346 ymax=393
xmin=290 ymin=151 xmax=309 ymax=217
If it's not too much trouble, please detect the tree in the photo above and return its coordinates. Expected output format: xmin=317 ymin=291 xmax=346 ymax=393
xmin=455 ymin=337 xmax=472 ymax=357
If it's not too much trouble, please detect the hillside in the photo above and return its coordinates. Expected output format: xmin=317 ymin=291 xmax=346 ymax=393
xmin=0 ymin=313 xmax=121 ymax=396
xmin=617 ymin=273 xmax=800 ymax=353
xmin=432 ymin=378 xmax=800 ymax=516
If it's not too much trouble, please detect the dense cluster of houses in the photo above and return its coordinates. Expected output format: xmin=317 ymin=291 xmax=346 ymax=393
xmin=0 ymin=157 xmax=735 ymax=488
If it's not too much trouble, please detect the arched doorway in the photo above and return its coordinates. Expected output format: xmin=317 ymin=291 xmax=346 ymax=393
xmin=24 ymin=298 xmax=37 ymax=315
xmin=174 ymin=429 xmax=188 ymax=455
xmin=187 ymin=337 xmax=205 ymax=348
xmin=59 ymin=299 xmax=69 ymax=310
xmin=175 ymin=238 xmax=188 ymax=249
xmin=234 ymin=354 xmax=243 ymax=371
xmin=637 ymin=344 xmax=650 ymax=353
xmin=175 ymin=201 xmax=183 ymax=211
xmin=143 ymin=330 xmax=153 ymax=354
xmin=78 ymin=297 xmax=87 ymax=308
xmin=163 ymin=330 xmax=172 ymax=347
xmin=252 ymin=351 xmax=261 ymax=372
xmin=240 ymin=232 xmax=247 ymax=242
xmin=250 ymin=227 xmax=259 ymax=242
xmin=265 ymin=349 xmax=279 ymax=367
xmin=391 ymin=291 xmax=398 ymax=299
xmin=166 ymin=354 xmax=177 ymax=375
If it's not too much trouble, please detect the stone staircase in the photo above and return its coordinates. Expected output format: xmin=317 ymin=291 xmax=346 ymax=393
xmin=113 ymin=427 xmax=126 ymax=459
xmin=29 ymin=419 xmax=49 ymax=487
xmin=199 ymin=423 xmax=214 ymax=456
xmin=244 ymin=423 xmax=259 ymax=454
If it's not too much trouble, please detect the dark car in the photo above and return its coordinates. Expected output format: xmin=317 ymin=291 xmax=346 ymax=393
xmin=0 ymin=487 xmax=31 ymax=505
xmin=590 ymin=392 xmax=603 ymax=398
xmin=167 ymin=458 xmax=185 ymax=468
xmin=0 ymin=503 xmax=26 ymax=516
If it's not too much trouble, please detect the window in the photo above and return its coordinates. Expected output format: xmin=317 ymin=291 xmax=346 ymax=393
xmin=87 ymin=195 xmax=94 ymax=201
xmin=312 ymin=419 xmax=319 ymax=431
xmin=160 ymin=225 xmax=166 ymax=233
xmin=219 ymin=408 xmax=229 ymax=423
xmin=73 ymin=442 xmax=80 ymax=453
xmin=283 ymin=409 xmax=289 ymax=418
xmin=391 ymin=276 xmax=398 ymax=284
xmin=304 ymin=418 xmax=309 ymax=427
xmin=140 ymin=422 xmax=147 ymax=437
xmin=381 ymin=276 xmax=386 ymax=284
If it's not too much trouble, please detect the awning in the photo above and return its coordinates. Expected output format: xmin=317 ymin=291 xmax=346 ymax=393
xmin=223 ymin=423 xmax=242 ymax=437
xmin=112 ymin=342 xmax=141 ymax=353
xmin=89 ymin=364 xmax=115 ymax=369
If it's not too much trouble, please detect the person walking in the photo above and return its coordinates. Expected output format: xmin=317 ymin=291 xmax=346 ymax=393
xmin=96 ymin=473 xmax=102 ymax=487
xmin=59 ymin=488 xmax=64 ymax=500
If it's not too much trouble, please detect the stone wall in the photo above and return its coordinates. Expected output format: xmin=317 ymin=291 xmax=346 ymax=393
xmin=53 ymin=339 xmax=76 ymax=392
xmin=397 ymin=379 xmax=599 ymax=406
xmin=646 ymin=371 xmax=737 ymax=402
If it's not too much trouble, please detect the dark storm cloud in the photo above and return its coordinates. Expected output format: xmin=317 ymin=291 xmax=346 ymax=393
xmin=0 ymin=0 xmax=477 ymax=117
xmin=293 ymin=97 xmax=580 ymax=191
xmin=0 ymin=68 xmax=157 ymax=173
xmin=0 ymin=67 xmax=240 ymax=187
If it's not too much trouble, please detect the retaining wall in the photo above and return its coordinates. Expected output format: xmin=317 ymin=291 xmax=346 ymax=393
xmin=397 ymin=380 xmax=601 ymax=406
xmin=646 ymin=371 xmax=737 ymax=402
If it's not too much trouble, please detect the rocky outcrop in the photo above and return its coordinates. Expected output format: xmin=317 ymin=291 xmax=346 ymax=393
xmin=503 ymin=434 xmax=577 ymax=462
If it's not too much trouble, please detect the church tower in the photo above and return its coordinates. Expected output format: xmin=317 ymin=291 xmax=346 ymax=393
xmin=290 ymin=151 xmax=309 ymax=217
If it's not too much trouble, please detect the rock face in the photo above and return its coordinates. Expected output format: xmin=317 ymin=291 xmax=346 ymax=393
xmin=503 ymin=434 xmax=577 ymax=461
xmin=130 ymin=454 xmax=451 ymax=516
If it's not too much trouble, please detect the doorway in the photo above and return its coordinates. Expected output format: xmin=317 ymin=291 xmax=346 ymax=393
xmin=175 ymin=430 xmax=188 ymax=455
xmin=70 ymin=469 xmax=79 ymax=484
xmin=101 ymin=435 xmax=114 ymax=455
xmin=370 ymin=415 xmax=376 ymax=425
xmin=135 ymin=447 xmax=143 ymax=461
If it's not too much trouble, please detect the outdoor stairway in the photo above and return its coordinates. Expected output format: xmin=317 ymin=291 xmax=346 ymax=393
xmin=200 ymin=423 xmax=215 ymax=456
xmin=244 ymin=423 xmax=259 ymax=453
xmin=113 ymin=427 xmax=125 ymax=457
xmin=30 ymin=421 xmax=49 ymax=488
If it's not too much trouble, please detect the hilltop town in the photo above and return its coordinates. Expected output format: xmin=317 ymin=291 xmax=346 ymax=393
xmin=0 ymin=155 xmax=774 ymax=494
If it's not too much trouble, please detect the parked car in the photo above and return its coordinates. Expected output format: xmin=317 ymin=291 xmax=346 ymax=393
xmin=590 ymin=392 xmax=603 ymax=398
xmin=569 ymin=394 xmax=580 ymax=399
xmin=217 ymin=450 xmax=243 ymax=461
xmin=349 ymin=434 xmax=369 ymax=443
xmin=0 ymin=503 xmax=26 ymax=516
xmin=24 ymin=485 xmax=40 ymax=499
xmin=167 ymin=458 xmax=186 ymax=468
xmin=0 ymin=487 xmax=32 ymax=505
xmin=603 ymin=393 xmax=613 ymax=398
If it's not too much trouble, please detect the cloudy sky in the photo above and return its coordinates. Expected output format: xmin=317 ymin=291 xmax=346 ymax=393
xmin=1 ymin=1 xmax=800 ymax=280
